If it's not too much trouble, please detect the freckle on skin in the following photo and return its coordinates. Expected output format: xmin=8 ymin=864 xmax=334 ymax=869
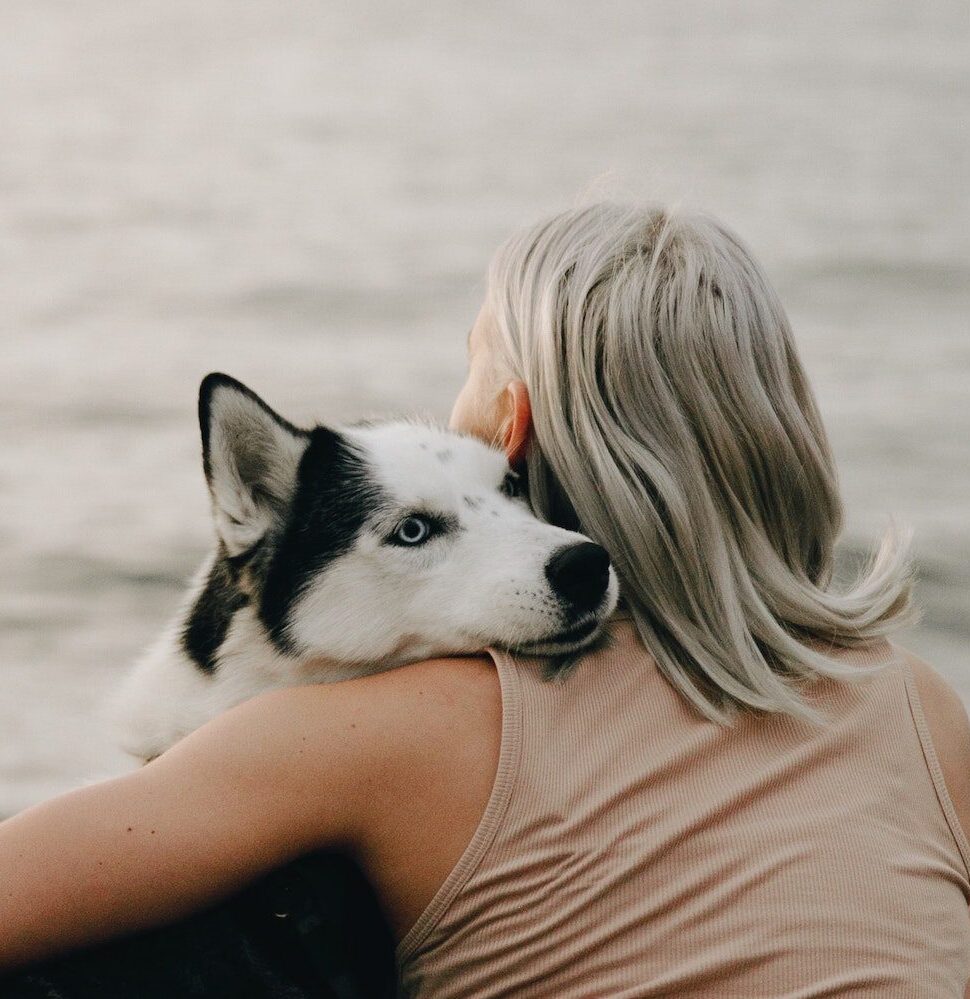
xmin=127 ymin=827 xmax=132 ymax=833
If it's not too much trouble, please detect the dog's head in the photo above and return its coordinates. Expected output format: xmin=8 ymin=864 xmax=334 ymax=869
xmin=198 ymin=373 xmax=619 ymax=669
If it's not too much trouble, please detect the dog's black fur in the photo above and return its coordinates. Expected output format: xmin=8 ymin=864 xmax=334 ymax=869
xmin=258 ymin=425 xmax=383 ymax=656
xmin=182 ymin=374 xmax=386 ymax=672
xmin=183 ymin=548 xmax=250 ymax=674
xmin=0 ymin=851 xmax=397 ymax=999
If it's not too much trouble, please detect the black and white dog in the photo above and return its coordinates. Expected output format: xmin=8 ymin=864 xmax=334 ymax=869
xmin=114 ymin=373 xmax=619 ymax=761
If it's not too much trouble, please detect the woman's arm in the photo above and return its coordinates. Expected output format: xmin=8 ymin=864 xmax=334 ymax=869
xmin=0 ymin=661 xmax=463 ymax=970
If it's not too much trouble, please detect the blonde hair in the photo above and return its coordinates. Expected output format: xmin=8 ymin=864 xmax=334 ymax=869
xmin=487 ymin=203 xmax=915 ymax=722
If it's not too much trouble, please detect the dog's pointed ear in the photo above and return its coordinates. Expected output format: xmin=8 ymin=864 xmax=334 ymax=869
xmin=198 ymin=373 xmax=309 ymax=556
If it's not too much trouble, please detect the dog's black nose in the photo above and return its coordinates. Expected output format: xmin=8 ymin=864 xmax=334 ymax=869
xmin=545 ymin=542 xmax=611 ymax=613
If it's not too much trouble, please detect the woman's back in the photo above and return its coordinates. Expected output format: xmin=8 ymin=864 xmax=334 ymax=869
xmin=398 ymin=617 xmax=970 ymax=997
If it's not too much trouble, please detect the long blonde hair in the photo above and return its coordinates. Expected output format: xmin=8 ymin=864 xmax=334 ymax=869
xmin=487 ymin=203 xmax=915 ymax=722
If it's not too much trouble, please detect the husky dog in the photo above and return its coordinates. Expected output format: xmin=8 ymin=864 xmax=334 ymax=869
xmin=115 ymin=374 xmax=618 ymax=760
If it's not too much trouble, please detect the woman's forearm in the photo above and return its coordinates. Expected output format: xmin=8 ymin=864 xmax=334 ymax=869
xmin=0 ymin=695 xmax=316 ymax=970
xmin=0 ymin=772 xmax=186 ymax=968
xmin=0 ymin=764 xmax=269 ymax=969
xmin=0 ymin=682 xmax=376 ymax=970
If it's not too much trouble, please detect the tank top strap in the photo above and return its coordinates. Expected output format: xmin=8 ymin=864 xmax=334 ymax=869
xmin=395 ymin=643 xmax=524 ymax=964
xmin=901 ymin=660 xmax=970 ymax=877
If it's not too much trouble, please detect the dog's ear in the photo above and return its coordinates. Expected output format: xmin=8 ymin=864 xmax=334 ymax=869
xmin=198 ymin=373 xmax=309 ymax=556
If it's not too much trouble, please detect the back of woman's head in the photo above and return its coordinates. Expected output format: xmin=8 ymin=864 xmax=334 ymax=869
xmin=487 ymin=203 xmax=914 ymax=722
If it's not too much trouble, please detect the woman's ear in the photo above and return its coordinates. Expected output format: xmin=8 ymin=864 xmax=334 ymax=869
xmin=502 ymin=380 xmax=532 ymax=467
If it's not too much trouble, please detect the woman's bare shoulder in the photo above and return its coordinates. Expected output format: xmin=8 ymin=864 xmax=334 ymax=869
xmin=258 ymin=654 xmax=500 ymax=727
xmin=353 ymin=653 xmax=501 ymax=702
xmin=330 ymin=653 xmax=502 ymax=798
xmin=272 ymin=657 xmax=503 ymax=936
xmin=903 ymin=648 xmax=970 ymax=844
xmin=277 ymin=654 xmax=502 ymax=752
xmin=258 ymin=655 xmax=503 ymax=830
xmin=252 ymin=653 xmax=501 ymax=757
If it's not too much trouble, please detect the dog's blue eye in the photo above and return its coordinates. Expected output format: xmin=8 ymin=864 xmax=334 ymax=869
xmin=392 ymin=516 xmax=432 ymax=546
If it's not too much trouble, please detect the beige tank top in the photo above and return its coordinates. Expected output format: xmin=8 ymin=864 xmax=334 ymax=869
xmin=396 ymin=617 xmax=970 ymax=997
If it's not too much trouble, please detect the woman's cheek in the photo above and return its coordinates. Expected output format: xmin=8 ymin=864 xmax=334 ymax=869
xmin=449 ymin=373 xmax=497 ymax=443
xmin=448 ymin=378 xmax=475 ymax=433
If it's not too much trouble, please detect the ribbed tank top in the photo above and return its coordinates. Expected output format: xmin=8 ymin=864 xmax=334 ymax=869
xmin=397 ymin=616 xmax=970 ymax=997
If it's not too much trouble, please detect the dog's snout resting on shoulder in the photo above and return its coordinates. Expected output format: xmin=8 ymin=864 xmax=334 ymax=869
xmin=113 ymin=373 xmax=619 ymax=760
xmin=545 ymin=542 xmax=612 ymax=614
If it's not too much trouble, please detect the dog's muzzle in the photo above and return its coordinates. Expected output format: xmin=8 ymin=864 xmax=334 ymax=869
xmin=545 ymin=542 xmax=612 ymax=616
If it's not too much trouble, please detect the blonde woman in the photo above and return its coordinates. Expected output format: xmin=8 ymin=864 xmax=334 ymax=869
xmin=2 ymin=204 xmax=968 ymax=996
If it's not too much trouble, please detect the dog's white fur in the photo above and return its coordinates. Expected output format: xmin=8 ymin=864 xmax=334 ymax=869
xmin=113 ymin=378 xmax=618 ymax=761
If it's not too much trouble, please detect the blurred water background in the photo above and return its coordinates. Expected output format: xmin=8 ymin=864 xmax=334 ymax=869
xmin=1 ymin=0 xmax=967 ymax=816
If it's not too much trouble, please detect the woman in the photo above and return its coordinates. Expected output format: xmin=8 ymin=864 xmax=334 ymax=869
xmin=2 ymin=204 xmax=968 ymax=995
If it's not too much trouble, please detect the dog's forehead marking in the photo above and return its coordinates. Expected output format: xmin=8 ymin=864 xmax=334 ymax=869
xmin=348 ymin=423 xmax=507 ymax=505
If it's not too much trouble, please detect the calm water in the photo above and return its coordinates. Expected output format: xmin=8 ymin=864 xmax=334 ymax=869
xmin=1 ymin=0 xmax=968 ymax=815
